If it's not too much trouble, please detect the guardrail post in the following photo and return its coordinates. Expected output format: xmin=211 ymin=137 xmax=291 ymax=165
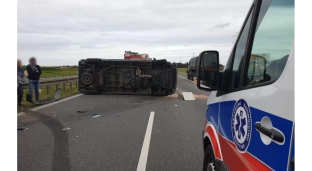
xmin=63 ymin=83 xmax=65 ymax=90
xmin=75 ymin=81 xmax=77 ymax=87
xmin=46 ymin=85 xmax=49 ymax=94
xmin=70 ymin=82 xmax=72 ymax=89
xmin=56 ymin=84 xmax=59 ymax=90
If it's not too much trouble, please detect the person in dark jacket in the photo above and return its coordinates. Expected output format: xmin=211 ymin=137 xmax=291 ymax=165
xmin=26 ymin=57 xmax=42 ymax=101
xmin=17 ymin=59 xmax=24 ymax=106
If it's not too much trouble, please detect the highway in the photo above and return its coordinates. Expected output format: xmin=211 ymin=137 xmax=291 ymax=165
xmin=18 ymin=73 xmax=210 ymax=171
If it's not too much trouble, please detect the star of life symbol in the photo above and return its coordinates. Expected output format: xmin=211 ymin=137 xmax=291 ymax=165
xmin=236 ymin=110 xmax=247 ymax=140
xmin=232 ymin=99 xmax=252 ymax=153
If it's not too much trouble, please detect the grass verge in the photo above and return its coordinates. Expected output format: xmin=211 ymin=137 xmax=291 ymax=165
xmin=40 ymin=68 xmax=78 ymax=77
xmin=177 ymin=68 xmax=188 ymax=73
xmin=18 ymin=83 xmax=79 ymax=109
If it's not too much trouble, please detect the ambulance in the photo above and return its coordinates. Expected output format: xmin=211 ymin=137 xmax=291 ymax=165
xmin=196 ymin=0 xmax=294 ymax=170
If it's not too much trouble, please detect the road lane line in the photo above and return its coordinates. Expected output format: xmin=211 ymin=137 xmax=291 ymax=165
xmin=178 ymin=75 xmax=193 ymax=82
xmin=137 ymin=111 xmax=155 ymax=171
xmin=31 ymin=94 xmax=83 ymax=111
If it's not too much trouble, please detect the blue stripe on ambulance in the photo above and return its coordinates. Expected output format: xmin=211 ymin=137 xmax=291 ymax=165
xmin=207 ymin=101 xmax=293 ymax=171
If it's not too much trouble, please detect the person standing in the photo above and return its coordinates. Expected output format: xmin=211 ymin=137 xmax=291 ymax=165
xmin=17 ymin=59 xmax=24 ymax=106
xmin=26 ymin=57 xmax=41 ymax=102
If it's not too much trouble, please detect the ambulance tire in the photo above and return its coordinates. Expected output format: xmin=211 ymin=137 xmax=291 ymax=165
xmin=203 ymin=144 xmax=216 ymax=171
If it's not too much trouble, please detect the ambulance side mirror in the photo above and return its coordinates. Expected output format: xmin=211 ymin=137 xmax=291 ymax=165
xmin=196 ymin=51 xmax=220 ymax=91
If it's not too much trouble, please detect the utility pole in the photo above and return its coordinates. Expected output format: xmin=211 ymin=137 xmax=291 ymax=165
xmin=180 ymin=57 xmax=181 ymax=63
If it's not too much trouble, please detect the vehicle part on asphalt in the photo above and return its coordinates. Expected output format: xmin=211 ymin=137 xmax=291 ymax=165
xmin=18 ymin=127 xmax=28 ymax=131
xmin=182 ymin=92 xmax=195 ymax=100
xmin=26 ymin=89 xmax=61 ymax=105
xmin=178 ymin=92 xmax=195 ymax=100
xmin=76 ymin=110 xmax=87 ymax=113
xmin=62 ymin=127 xmax=71 ymax=130
xmin=92 ymin=114 xmax=101 ymax=118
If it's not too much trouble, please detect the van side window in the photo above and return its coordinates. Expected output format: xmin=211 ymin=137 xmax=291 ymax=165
xmin=231 ymin=8 xmax=254 ymax=89
xmin=244 ymin=0 xmax=294 ymax=86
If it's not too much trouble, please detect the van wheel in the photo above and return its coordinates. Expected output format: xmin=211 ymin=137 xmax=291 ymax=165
xmin=203 ymin=144 xmax=216 ymax=171
xmin=187 ymin=73 xmax=190 ymax=79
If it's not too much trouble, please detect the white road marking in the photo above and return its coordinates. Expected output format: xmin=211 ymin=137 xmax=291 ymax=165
xmin=137 ymin=111 xmax=155 ymax=171
xmin=17 ymin=112 xmax=25 ymax=117
xmin=31 ymin=94 xmax=83 ymax=111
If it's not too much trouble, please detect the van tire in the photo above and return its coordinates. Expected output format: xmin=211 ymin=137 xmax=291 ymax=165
xmin=203 ymin=144 xmax=216 ymax=171
xmin=187 ymin=73 xmax=190 ymax=79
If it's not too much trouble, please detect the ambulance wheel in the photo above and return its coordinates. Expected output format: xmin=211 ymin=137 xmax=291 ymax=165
xmin=203 ymin=144 xmax=216 ymax=171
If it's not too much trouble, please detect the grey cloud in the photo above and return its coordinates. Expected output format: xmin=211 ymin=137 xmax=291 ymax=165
xmin=209 ymin=23 xmax=231 ymax=31
xmin=18 ymin=0 xmax=253 ymax=65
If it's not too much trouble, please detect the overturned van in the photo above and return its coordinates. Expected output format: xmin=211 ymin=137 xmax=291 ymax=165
xmin=78 ymin=58 xmax=177 ymax=96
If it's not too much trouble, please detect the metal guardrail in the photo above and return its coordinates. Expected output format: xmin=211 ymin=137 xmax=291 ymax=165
xmin=22 ymin=75 xmax=78 ymax=94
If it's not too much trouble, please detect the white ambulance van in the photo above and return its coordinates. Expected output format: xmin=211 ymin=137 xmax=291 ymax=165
xmin=196 ymin=0 xmax=294 ymax=170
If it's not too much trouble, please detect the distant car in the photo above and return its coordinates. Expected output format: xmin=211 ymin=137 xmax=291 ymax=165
xmin=78 ymin=58 xmax=177 ymax=96
xmin=186 ymin=56 xmax=198 ymax=80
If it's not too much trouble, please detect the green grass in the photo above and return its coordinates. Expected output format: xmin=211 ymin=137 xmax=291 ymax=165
xmin=177 ymin=68 xmax=188 ymax=73
xmin=40 ymin=68 xmax=78 ymax=77
xmin=22 ymin=67 xmax=78 ymax=77
xmin=18 ymin=82 xmax=79 ymax=109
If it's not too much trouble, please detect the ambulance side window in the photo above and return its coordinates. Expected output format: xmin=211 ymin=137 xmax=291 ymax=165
xmin=244 ymin=0 xmax=294 ymax=86
xmin=230 ymin=7 xmax=254 ymax=89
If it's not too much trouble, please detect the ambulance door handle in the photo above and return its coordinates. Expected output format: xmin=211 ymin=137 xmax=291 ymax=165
xmin=255 ymin=123 xmax=284 ymax=143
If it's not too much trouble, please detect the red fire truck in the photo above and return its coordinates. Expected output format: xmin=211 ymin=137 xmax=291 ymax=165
xmin=124 ymin=51 xmax=151 ymax=60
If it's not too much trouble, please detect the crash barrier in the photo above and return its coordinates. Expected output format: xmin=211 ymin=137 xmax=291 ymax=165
xmin=22 ymin=75 xmax=78 ymax=94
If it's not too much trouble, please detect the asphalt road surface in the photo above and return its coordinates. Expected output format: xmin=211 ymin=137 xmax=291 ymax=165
xmin=18 ymin=73 xmax=210 ymax=171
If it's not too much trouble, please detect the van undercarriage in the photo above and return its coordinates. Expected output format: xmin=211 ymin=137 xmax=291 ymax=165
xmin=78 ymin=58 xmax=177 ymax=96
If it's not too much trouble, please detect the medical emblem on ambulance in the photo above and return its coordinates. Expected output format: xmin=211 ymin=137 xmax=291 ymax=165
xmin=231 ymin=99 xmax=252 ymax=153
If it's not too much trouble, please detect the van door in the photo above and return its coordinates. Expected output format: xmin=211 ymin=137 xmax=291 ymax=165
xmin=217 ymin=0 xmax=294 ymax=170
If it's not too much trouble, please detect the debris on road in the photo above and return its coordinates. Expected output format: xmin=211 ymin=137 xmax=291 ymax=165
xmin=92 ymin=114 xmax=101 ymax=118
xmin=174 ymin=104 xmax=177 ymax=106
xmin=178 ymin=92 xmax=195 ymax=100
xmin=62 ymin=127 xmax=71 ymax=131
xmin=76 ymin=110 xmax=87 ymax=113
xmin=18 ymin=127 xmax=28 ymax=131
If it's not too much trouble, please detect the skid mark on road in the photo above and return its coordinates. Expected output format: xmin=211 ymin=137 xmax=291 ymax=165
xmin=25 ymin=109 xmax=71 ymax=171
xmin=137 ymin=111 xmax=155 ymax=171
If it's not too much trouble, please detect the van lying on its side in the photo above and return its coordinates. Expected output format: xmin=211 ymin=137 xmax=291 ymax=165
xmin=197 ymin=0 xmax=294 ymax=170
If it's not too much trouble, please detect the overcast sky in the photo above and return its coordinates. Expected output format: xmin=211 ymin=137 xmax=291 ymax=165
xmin=18 ymin=0 xmax=252 ymax=66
